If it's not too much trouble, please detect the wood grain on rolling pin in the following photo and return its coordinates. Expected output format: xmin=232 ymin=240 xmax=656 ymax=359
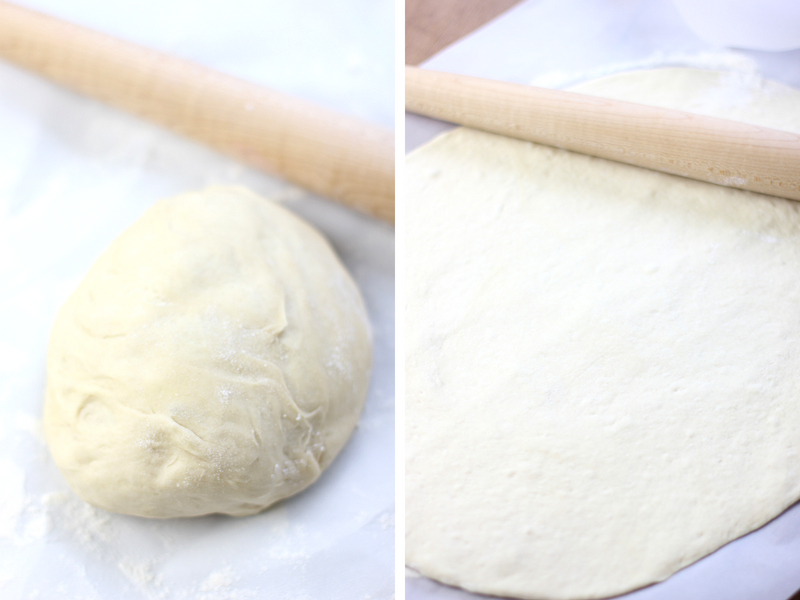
xmin=406 ymin=66 xmax=800 ymax=202
xmin=0 ymin=1 xmax=394 ymax=222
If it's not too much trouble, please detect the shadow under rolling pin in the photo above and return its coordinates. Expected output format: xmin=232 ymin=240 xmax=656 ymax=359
xmin=0 ymin=1 xmax=395 ymax=223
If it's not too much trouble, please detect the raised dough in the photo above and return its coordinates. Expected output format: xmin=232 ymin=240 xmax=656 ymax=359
xmin=405 ymin=69 xmax=800 ymax=599
xmin=45 ymin=186 xmax=372 ymax=518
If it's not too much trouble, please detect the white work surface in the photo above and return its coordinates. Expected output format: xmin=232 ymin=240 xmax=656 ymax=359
xmin=405 ymin=0 xmax=800 ymax=598
xmin=0 ymin=1 xmax=394 ymax=599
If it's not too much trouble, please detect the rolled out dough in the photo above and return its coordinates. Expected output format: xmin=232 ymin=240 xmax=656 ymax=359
xmin=45 ymin=186 xmax=372 ymax=518
xmin=405 ymin=69 xmax=800 ymax=599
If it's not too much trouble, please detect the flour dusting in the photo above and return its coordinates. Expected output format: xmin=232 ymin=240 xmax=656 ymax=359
xmin=531 ymin=50 xmax=760 ymax=89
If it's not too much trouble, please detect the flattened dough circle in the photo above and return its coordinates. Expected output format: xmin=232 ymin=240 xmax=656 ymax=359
xmin=405 ymin=69 xmax=800 ymax=599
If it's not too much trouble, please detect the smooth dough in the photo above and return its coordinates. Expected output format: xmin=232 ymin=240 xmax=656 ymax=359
xmin=45 ymin=187 xmax=372 ymax=518
xmin=405 ymin=69 xmax=800 ymax=599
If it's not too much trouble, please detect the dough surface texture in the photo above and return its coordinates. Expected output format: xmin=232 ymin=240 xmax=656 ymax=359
xmin=45 ymin=187 xmax=372 ymax=518
xmin=405 ymin=69 xmax=800 ymax=599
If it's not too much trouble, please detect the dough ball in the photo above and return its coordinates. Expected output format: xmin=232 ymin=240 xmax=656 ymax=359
xmin=44 ymin=187 xmax=372 ymax=518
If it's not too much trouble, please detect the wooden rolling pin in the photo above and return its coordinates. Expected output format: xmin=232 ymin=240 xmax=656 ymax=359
xmin=406 ymin=66 xmax=800 ymax=202
xmin=0 ymin=2 xmax=394 ymax=223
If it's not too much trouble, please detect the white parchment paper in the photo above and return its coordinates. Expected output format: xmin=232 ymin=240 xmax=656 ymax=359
xmin=0 ymin=1 xmax=394 ymax=598
xmin=406 ymin=0 xmax=800 ymax=598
